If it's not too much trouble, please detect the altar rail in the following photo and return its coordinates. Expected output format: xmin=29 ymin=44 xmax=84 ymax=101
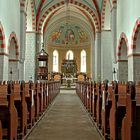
xmin=0 ymin=80 xmax=60 ymax=140
xmin=76 ymin=81 xmax=140 ymax=140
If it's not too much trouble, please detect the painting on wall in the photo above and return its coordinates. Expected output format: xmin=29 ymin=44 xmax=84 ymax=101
xmin=49 ymin=24 xmax=89 ymax=46
xmin=65 ymin=29 xmax=75 ymax=44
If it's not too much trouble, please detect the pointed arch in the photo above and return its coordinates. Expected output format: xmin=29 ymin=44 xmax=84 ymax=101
xmin=131 ymin=18 xmax=140 ymax=53
xmin=101 ymin=0 xmax=112 ymax=30
xmin=8 ymin=32 xmax=19 ymax=59
xmin=117 ymin=32 xmax=129 ymax=60
xmin=30 ymin=0 xmax=36 ymax=31
xmin=26 ymin=0 xmax=36 ymax=31
xmin=53 ymin=50 xmax=59 ymax=72
xmin=66 ymin=50 xmax=74 ymax=60
xmin=0 ymin=22 xmax=6 ymax=51
xmin=80 ymin=50 xmax=86 ymax=72
xmin=37 ymin=0 xmax=100 ymax=33
xmin=117 ymin=32 xmax=128 ymax=81
xmin=8 ymin=32 xmax=19 ymax=80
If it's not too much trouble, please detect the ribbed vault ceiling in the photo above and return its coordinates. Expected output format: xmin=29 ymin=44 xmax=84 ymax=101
xmin=24 ymin=0 xmax=113 ymax=46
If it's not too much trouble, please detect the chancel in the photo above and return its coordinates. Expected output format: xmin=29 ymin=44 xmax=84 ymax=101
xmin=0 ymin=0 xmax=140 ymax=140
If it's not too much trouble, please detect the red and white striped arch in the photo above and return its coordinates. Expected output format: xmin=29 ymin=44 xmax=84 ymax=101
xmin=20 ymin=0 xmax=36 ymax=31
xmin=8 ymin=32 xmax=19 ymax=59
xmin=30 ymin=0 xmax=36 ymax=31
xmin=101 ymin=0 xmax=112 ymax=30
xmin=117 ymin=32 xmax=129 ymax=57
xmin=0 ymin=22 xmax=6 ymax=50
xmin=37 ymin=0 xmax=100 ymax=32
xmin=43 ymin=9 xmax=60 ymax=34
xmin=43 ymin=7 xmax=96 ymax=38
xmin=131 ymin=19 xmax=140 ymax=50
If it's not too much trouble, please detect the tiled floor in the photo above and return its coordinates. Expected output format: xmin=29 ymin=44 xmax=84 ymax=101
xmin=26 ymin=89 xmax=102 ymax=140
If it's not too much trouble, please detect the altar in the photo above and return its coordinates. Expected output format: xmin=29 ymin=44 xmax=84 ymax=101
xmin=61 ymin=59 xmax=77 ymax=87
xmin=61 ymin=59 xmax=77 ymax=75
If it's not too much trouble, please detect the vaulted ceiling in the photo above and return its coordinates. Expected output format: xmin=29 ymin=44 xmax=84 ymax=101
xmin=23 ymin=0 xmax=113 ymax=46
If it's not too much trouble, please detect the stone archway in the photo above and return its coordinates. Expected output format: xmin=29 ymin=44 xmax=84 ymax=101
xmin=117 ymin=33 xmax=128 ymax=81
xmin=8 ymin=33 xmax=19 ymax=80
xmin=131 ymin=19 xmax=140 ymax=81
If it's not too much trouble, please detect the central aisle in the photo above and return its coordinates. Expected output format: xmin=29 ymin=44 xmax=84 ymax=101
xmin=26 ymin=89 xmax=102 ymax=140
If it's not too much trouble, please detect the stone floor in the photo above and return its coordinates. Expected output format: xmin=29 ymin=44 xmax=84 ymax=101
xmin=25 ymin=89 xmax=102 ymax=140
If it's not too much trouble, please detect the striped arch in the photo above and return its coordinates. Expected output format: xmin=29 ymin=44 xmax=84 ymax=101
xmin=25 ymin=0 xmax=36 ymax=31
xmin=43 ymin=7 xmax=96 ymax=38
xmin=0 ymin=22 xmax=6 ymax=50
xmin=78 ymin=8 xmax=96 ymax=37
xmin=8 ymin=32 xmax=19 ymax=59
xmin=131 ymin=18 xmax=140 ymax=51
xmin=30 ymin=0 xmax=36 ymax=31
xmin=43 ymin=9 xmax=60 ymax=33
xmin=117 ymin=32 xmax=129 ymax=58
xmin=101 ymin=0 xmax=111 ymax=30
xmin=37 ymin=0 xmax=100 ymax=32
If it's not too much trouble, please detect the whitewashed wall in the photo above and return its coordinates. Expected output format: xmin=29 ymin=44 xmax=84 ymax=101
xmin=117 ymin=0 xmax=140 ymax=81
xmin=0 ymin=0 xmax=20 ymax=51
xmin=0 ymin=0 xmax=20 ymax=80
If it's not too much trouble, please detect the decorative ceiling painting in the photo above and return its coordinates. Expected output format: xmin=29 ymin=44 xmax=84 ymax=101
xmin=48 ymin=24 xmax=89 ymax=46
xmin=24 ymin=0 xmax=113 ymax=47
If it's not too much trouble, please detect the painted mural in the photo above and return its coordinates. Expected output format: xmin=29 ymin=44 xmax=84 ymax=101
xmin=49 ymin=24 xmax=89 ymax=46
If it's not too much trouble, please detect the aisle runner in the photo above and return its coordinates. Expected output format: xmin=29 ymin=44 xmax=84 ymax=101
xmin=26 ymin=90 xmax=102 ymax=140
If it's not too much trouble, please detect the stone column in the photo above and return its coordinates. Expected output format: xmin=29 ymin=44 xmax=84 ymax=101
xmin=94 ymin=32 xmax=101 ymax=81
xmin=111 ymin=5 xmax=117 ymax=72
xmin=25 ymin=31 xmax=36 ymax=82
xmin=91 ymin=38 xmax=95 ymax=80
xmin=19 ymin=8 xmax=26 ymax=80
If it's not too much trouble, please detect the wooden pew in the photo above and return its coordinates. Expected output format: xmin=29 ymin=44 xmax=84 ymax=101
xmin=109 ymin=81 xmax=127 ymax=140
xmin=121 ymin=82 xmax=140 ymax=140
xmin=92 ymin=82 xmax=97 ymax=121
xmin=83 ymin=82 xmax=88 ymax=108
xmin=47 ymin=81 xmax=51 ymax=105
xmin=0 ymin=120 xmax=2 ymax=140
xmin=0 ymin=81 xmax=18 ymax=140
xmin=25 ymin=81 xmax=35 ymax=128
xmin=76 ymin=81 xmax=81 ymax=100
xmin=45 ymin=82 xmax=49 ymax=107
xmin=135 ymin=82 xmax=140 ymax=140
xmin=47 ymin=81 xmax=60 ymax=106
xmin=42 ymin=82 xmax=47 ymax=110
xmin=96 ymin=82 xmax=102 ymax=128
xmin=101 ymin=80 xmax=112 ymax=140
xmin=13 ymin=81 xmax=27 ymax=138
xmin=87 ymin=82 xmax=92 ymax=113
xmin=90 ymin=81 xmax=93 ymax=115
xmin=39 ymin=82 xmax=44 ymax=115
xmin=34 ymin=81 xmax=40 ymax=121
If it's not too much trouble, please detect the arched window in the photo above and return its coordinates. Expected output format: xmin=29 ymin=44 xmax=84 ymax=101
xmin=81 ymin=50 xmax=86 ymax=72
xmin=66 ymin=50 xmax=74 ymax=60
xmin=53 ymin=50 xmax=58 ymax=72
